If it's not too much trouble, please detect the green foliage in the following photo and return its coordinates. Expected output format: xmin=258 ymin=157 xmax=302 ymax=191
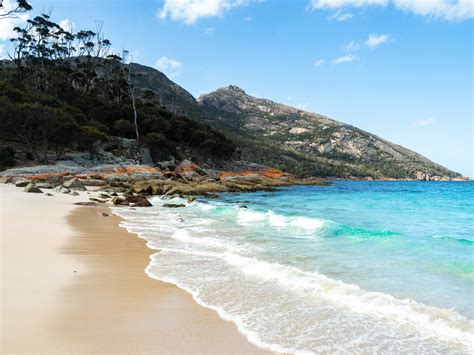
xmin=0 ymin=147 xmax=16 ymax=171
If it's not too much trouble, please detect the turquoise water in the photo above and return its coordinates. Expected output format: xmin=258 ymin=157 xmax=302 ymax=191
xmin=114 ymin=181 xmax=474 ymax=353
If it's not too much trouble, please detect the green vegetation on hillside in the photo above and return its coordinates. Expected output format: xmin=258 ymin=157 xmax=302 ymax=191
xmin=0 ymin=10 xmax=236 ymax=168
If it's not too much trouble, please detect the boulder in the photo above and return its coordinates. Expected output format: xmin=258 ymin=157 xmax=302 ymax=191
xmin=126 ymin=195 xmax=152 ymax=207
xmin=175 ymin=159 xmax=202 ymax=179
xmin=99 ymin=193 xmax=111 ymax=199
xmin=187 ymin=196 xmax=196 ymax=203
xmin=15 ymin=178 xmax=31 ymax=187
xmin=101 ymin=212 xmax=110 ymax=217
xmin=63 ymin=178 xmax=86 ymax=191
xmin=36 ymin=182 xmax=53 ymax=189
xmin=69 ymin=191 xmax=80 ymax=196
xmin=112 ymin=196 xmax=130 ymax=206
xmin=24 ymin=183 xmax=43 ymax=193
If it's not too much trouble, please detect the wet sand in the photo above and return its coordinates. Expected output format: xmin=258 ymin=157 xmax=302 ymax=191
xmin=0 ymin=184 xmax=267 ymax=353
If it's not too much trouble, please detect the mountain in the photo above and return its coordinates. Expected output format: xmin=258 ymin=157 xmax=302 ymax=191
xmin=117 ymin=64 xmax=460 ymax=179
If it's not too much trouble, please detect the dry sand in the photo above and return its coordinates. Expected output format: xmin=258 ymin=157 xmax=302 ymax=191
xmin=0 ymin=184 xmax=267 ymax=354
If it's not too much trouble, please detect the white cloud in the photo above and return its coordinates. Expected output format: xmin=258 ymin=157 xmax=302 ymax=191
xmin=413 ymin=118 xmax=435 ymax=127
xmin=309 ymin=0 xmax=474 ymax=21
xmin=159 ymin=0 xmax=252 ymax=24
xmin=332 ymin=53 xmax=356 ymax=64
xmin=154 ymin=56 xmax=183 ymax=77
xmin=313 ymin=59 xmax=325 ymax=66
xmin=366 ymin=33 xmax=389 ymax=47
xmin=295 ymin=102 xmax=310 ymax=110
xmin=345 ymin=40 xmax=360 ymax=51
xmin=204 ymin=26 xmax=216 ymax=34
xmin=393 ymin=0 xmax=474 ymax=21
xmin=244 ymin=16 xmax=254 ymax=22
xmin=329 ymin=11 xmax=353 ymax=21
xmin=0 ymin=0 xmax=29 ymax=41
xmin=58 ymin=19 xmax=75 ymax=33
xmin=310 ymin=0 xmax=388 ymax=9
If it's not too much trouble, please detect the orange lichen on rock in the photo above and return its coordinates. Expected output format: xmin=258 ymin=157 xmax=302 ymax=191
xmin=219 ymin=168 xmax=284 ymax=179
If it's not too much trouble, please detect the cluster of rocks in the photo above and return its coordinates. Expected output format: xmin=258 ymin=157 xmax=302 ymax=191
xmin=1 ymin=159 xmax=330 ymax=208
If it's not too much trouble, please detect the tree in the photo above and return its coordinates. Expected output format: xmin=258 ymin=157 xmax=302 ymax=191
xmin=0 ymin=0 xmax=32 ymax=19
xmin=121 ymin=50 xmax=139 ymax=143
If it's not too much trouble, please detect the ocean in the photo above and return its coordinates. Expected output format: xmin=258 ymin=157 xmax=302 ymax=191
xmin=113 ymin=181 xmax=474 ymax=354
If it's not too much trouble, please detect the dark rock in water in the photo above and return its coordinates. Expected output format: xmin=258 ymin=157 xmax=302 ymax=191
xmin=110 ymin=192 xmax=119 ymax=197
xmin=101 ymin=212 xmax=110 ymax=217
xmin=15 ymin=178 xmax=31 ymax=187
xmin=126 ymin=195 xmax=152 ymax=207
xmin=187 ymin=196 xmax=196 ymax=203
xmin=63 ymin=178 xmax=86 ymax=191
xmin=205 ymin=193 xmax=220 ymax=199
xmin=73 ymin=202 xmax=98 ymax=207
xmin=24 ymin=183 xmax=43 ymax=193
xmin=45 ymin=193 xmax=54 ymax=197
xmin=89 ymin=197 xmax=107 ymax=203
xmin=112 ymin=196 xmax=127 ymax=205
xmin=240 ymin=205 xmax=248 ymax=209
xmin=163 ymin=203 xmax=186 ymax=208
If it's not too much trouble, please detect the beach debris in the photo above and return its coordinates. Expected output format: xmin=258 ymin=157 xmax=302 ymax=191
xmin=63 ymin=178 xmax=86 ymax=191
xmin=101 ymin=212 xmax=110 ymax=217
xmin=73 ymin=202 xmax=98 ymax=207
xmin=23 ymin=183 xmax=43 ymax=193
xmin=163 ymin=203 xmax=186 ymax=208
xmin=15 ymin=178 xmax=31 ymax=187
xmin=89 ymin=197 xmax=107 ymax=203
xmin=69 ymin=191 xmax=79 ymax=196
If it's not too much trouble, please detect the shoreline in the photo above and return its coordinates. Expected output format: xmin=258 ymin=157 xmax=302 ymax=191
xmin=1 ymin=184 xmax=267 ymax=353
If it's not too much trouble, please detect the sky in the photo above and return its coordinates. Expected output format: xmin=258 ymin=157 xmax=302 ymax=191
xmin=1 ymin=0 xmax=473 ymax=177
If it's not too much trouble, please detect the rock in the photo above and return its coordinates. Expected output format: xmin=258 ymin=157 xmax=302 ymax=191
xmin=24 ymin=183 xmax=43 ymax=193
xmin=126 ymin=195 xmax=152 ymax=207
xmin=187 ymin=196 xmax=196 ymax=203
xmin=63 ymin=178 xmax=86 ymax=191
xmin=101 ymin=212 xmax=110 ymax=217
xmin=15 ymin=178 xmax=31 ymax=187
xmin=99 ymin=193 xmax=111 ymax=199
xmin=175 ymin=159 xmax=202 ymax=179
xmin=36 ymin=182 xmax=53 ymax=189
xmin=163 ymin=203 xmax=186 ymax=208
xmin=82 ymin=178 xmax=107 ymax=187
xmin=110 ymin=192 xmax=118 ymax=196
xmin=69 ymin=191 xmax=79 ymax=196
xmin=205 ymin=193 xmax=220 ymax=199
xmin=89 ymin=197 xmax=107 ymax=203
xmin=45 ymin=193 xmax=54 ymax=197
xmin=156 ymin=160 xmax=176 ymax=171
xmin=112 ymin=196 xmax=131 ymax=206
xmin=240 ymin=205 xmax=248 ymax=209
xmin=140 ymin=147 xmax=154 ymax=166
xmin=74 ymin=202 xmax=98 ymax=207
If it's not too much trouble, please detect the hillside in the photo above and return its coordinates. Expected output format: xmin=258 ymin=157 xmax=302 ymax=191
xmin=197 ymin=86 xmax=460 ymax=179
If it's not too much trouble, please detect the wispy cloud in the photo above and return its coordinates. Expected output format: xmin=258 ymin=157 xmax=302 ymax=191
xmin=158 ymin=0 xmax=253 ymax=24
xmin=244 ymin=16 xmax=254 ymax=22
xmin=332 ymin=54 xmax=356 ymax=64
xmin=366 ymin=33 xmax=389 ymax=48
xmin=204 ymin=27 xmax=216 ymax=34
xmin=413 ymin=118 xmax=435 ymax=127
xmin=345 ymin=40 xmax=360 ymax=52
xmin=154 ymin=56 xmax=183 ymax=77
xmin=308 ymin=0 xmax=474 ymax=21
xmin=313 ymin=59 xmax=325 ymax=66
xmin=329 ymin=10 xmax=353 ymax=21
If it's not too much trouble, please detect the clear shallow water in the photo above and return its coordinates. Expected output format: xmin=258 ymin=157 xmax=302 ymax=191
xmin=113 ymin=181 xmax=474 ymax=354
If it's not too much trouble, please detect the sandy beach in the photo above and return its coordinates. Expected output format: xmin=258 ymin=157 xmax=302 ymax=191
xmin=0 ymin=184 xmax=266 ymax=354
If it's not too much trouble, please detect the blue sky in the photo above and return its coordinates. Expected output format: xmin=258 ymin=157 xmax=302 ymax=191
xmin=1 ymin=0 xmax=473 ymax=176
